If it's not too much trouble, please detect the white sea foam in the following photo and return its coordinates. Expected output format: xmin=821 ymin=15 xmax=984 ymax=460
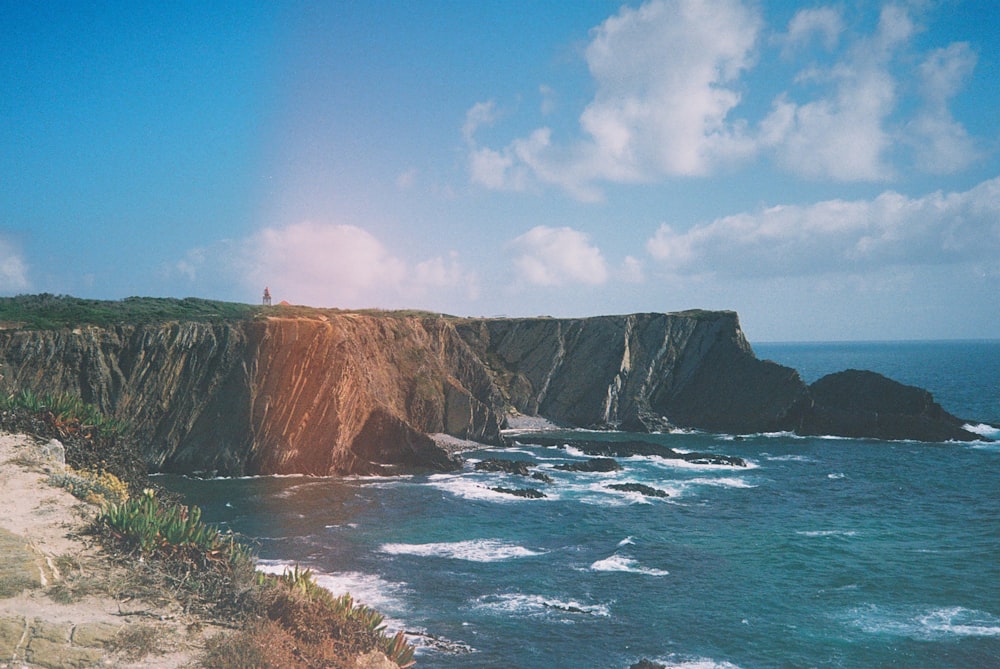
xmin=845 ymin=604 xmax=1000 ymax=639
xmin=763 ymin=454 xmax=815 ymax=463
xmin=380 ymin=539 xmax=544 ymax=562
xmin=828 ymin=472 xmax=846 ymax=479
xmin=641 ymin=456 xmax=759 ymax=471
xmin=472 ymin=592 xmax=610 ymax=618
xmin=256 ymin=560 xmax=409 ymax=629
xmin=590 ymin=554 xmax=669 ymax=576
xmin=426 ymin=473 xmax=548 ymax=502
xmin=796 ymin=530 xmax=858 ymax=538
xmin=686 ymin=476 xmax=756 ymax=489
xmin=963 ymin=423 xmax=1000 ymax=440
xmin=618 ymin=536 xmax=636 ymax=547
xmin=644 ymin=656 xmax=743 ymax=669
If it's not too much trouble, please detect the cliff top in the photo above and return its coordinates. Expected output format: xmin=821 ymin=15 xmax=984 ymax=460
xmin=1 ymin=294 xmax=740 ymax=332
xmin=0 ymin=294 xmax=450 ymax=331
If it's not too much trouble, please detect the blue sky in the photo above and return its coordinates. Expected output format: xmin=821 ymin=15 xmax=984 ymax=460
xmin=1 ymin=0 xmax=998 ymax=341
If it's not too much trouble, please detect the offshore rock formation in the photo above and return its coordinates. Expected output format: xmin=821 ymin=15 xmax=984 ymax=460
xmin=0 ymin=310 xmax=984 ymax=476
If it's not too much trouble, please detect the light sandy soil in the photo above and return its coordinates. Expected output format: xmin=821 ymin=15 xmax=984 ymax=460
xmin=0 ymin=431 xmax=227 ymax=668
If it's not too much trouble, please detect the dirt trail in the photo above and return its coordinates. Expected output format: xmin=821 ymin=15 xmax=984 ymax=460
xmin=0 ymin=432 xmax=221 ymax=668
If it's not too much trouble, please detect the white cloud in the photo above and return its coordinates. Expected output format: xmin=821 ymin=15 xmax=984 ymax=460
xmin=0 ymin=237 xmax=29 ymax=292
xmin=396 ymin=168 xmax=419 ymax=190
xmin=231 ymin=221 xmax=476 ymax=309
xmin=619 ymin=255 xmax=645 ymax=283
xmin=781 ymin=7 xmax=843 ymax=55
xmin=646 ymin=176 xmax=1000 ymax=278
xmin=466 ymin=0 xmax=761 ymax=199
xmin=466 ymin=1 xmax=985 ymax=197
xmin=761 ymin=5 xmax=915 ymax=181
xmin=463 ymin=100 xmax=499 ymax=144
xmin=508 ymin=226 xmax=608 ymax=286
xmin=908 ymin=42 xmax=980 ymax=173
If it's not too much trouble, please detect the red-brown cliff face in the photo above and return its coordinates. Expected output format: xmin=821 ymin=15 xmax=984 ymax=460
xmin=244 ymin=315 xmax=503 ymax=475
xmin=0 ymin=315 xmax=504 ymax=476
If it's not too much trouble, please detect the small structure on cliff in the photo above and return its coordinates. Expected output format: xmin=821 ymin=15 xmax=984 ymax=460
xmin=262 ymin=287 xmax=272 ymax=306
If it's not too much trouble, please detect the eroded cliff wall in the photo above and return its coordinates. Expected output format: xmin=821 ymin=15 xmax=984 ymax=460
xmin=0 ymin=315 xmax=504 ymax=476
xmin=454 ymin=310 xmax=809 ymax=434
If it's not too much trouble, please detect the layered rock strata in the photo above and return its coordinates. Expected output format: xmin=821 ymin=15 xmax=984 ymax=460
xmin=0 ymin=310 xmax=984 ymax=476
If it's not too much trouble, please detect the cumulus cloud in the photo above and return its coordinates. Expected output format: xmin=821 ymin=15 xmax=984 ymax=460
xmin=507 ymin=226 xmax=609 ymax=286
xmin=0 ymin=237 xmax=29 ymax=292
xmin=781 ymin=7 xmax=843 ymax=55
xmin=467 ymin=1 xmax=983 ymax=196
xmin=761 ymin=5 xmax=915 ymax=181
xmin=168 ymin=221 xmax=478 ymax=309
xmin=466 ymin=0 xmax=761 ymax=199
xmin=908 ymin=42 xmax=980 ymax=173
xmin=646 ymin=176 xmax=1000 ymax=278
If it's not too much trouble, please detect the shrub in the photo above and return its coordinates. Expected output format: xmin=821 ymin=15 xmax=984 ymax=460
xmin=253 ymin=566 xmax=416 ymax=668
xmin=99 ymin=490 xmax=250 ymax=567
xmin=48 ymin=468 xmax=130 ymax=507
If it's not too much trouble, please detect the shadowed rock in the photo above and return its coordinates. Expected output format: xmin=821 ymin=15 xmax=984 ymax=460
xmin=607 ymin=483 xmax=669 ymax=498
xmin=490 ymin=487 xmax=546 ymax=499
xmin=554 ymin=458 xmax=621 ymax=473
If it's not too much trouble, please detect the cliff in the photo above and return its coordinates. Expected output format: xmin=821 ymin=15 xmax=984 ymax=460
xmin=0 ymin=315 xmax=504 ymax=476
xmin=0 ymin=307 xmax=983 ymax=476
xmin=453 ymin=311 xmax=808 ymax=434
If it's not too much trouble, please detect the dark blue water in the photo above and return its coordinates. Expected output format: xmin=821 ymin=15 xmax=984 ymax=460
xmin=163 ymin=341 xmax=1000 ymax=668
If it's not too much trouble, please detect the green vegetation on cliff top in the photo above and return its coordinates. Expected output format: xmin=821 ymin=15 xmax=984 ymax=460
xmin=0 ymin=294 xmax=451 ymax=330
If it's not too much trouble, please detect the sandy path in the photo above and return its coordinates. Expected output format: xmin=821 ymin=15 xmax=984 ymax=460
xmin=0 ymin=431 xmax=221 ymax=668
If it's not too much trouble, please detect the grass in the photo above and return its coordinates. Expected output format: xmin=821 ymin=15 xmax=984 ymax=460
xmin=0 ymin=294 xmax=262 ymax=330
xmin=0 ymin=293 xmax=456 ymax=331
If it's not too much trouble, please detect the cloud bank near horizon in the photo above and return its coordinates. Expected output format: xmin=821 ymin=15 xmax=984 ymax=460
xmin=167 ymin=175 xmax=998 ymax=313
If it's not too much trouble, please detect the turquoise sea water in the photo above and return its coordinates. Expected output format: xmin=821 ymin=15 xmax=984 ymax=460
xmin=163 ymin=341 xmax=1000 ymax=668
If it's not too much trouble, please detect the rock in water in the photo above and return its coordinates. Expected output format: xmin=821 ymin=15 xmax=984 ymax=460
xmin=554 ymin=457 xmax=621 ymax=473
xmin=490 ymin=487 xmax=546 ymax=499
xmin=607 ymin=483 xmax=669 ymax=498
xmin=799 ymin=369 xmax=980 ymax=442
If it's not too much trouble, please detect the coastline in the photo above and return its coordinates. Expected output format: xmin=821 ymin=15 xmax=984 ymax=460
xmin=0 ymin=430 xmax=223 ymax=668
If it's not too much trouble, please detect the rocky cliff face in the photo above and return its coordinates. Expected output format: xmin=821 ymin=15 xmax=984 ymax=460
xmin=454 ymin=311 xmax=809 ymax=434
xmin=0 ymin=310 xmax=982 ymax=476
xmin=0 ymin=316 xmax=504 ymax=476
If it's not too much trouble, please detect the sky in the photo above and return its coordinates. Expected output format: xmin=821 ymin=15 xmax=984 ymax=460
xmin=1 ymin=0 xmax=998 ymax=342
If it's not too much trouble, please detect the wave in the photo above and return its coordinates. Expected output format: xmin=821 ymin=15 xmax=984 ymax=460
xmin=827 ymin=472 xmax=846 ymax=479
xmin=796 ymin=529 xmax=857 ymax=538
xmin=845 ymin=604 xmax=1000 ymax=639
xmin=963 ymin=423 xmax=1000 ymax=440
xmin=472 ymin=592 xmax=610 ymax=618
xmin=256 ymin=560 xmax=409 ymax=628
xmin=641 ymin=656 xmax=743 ymax=669
xmin=380 ymin=539 xmax=545 ymax=562
xmin=762 ymin=453 xmax=815 ymax=462
xmin=685 ymin=476 xmax=756 ymax=489
xmin=590 ymin=553 xmax=669 ymax=576
xmin=426 ymin=473 xmax=551 ymax=502
xmin=630 ymin=454 xmax=760 ymax=471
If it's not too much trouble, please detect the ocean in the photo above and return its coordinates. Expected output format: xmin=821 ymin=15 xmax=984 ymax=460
xmin=162 ymin=340 xmax=1000 ymax=668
